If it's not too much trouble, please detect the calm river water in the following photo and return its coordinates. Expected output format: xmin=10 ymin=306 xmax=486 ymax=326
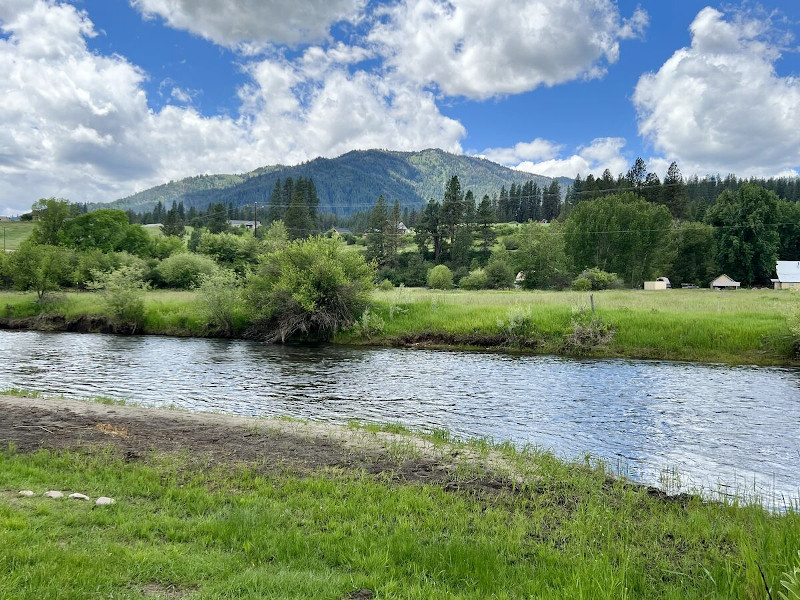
xmin=1 ymin=330 xmax=798 ymax=506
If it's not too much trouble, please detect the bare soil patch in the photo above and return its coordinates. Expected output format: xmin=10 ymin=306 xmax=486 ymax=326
xmin=0 ymin=395 xmax=516 ymax=495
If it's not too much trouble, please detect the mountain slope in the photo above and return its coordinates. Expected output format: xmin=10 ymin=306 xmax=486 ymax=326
xmin=101 ymin=149 xmax=573 ymax=216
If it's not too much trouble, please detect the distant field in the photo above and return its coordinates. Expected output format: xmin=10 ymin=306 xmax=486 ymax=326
xmin=356 ymin=287 xmax=799 ymax=365
xmin=1 ymin=221 xmax=35 ymax=251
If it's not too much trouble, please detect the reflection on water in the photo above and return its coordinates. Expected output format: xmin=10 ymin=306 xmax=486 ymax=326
xmin=1 ymin=330 xmax=799 ymax=506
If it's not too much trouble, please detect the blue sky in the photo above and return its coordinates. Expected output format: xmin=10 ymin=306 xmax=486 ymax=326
xmin=2 ymin=0 xmax=800 ymax=214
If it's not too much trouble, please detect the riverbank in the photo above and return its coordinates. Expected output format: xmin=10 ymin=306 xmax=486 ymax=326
xmin=2 ymin=394 xmax=799 ymax=599
xmin=1 ymin=288 xmax=798 ymax=365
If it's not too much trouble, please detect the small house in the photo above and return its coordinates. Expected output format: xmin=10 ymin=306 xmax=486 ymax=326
xmin=0 ymin=216 xmax=11 ymax=222
xmin=644 ymin=280 xmax=667 ymax=291
xmin=773 ymin=261 xmax=800 ymax=290
xmin=329 ymin=227 xmax=353 ymax=236
xmin=397 ymin=222 xmax=410 ymax=235
xmin=228 ymin=219 xmax=261 ymax=230
xmin=710 ymin=274 xmax=740 ymax=290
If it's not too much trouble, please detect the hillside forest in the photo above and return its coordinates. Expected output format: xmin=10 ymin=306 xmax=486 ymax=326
xmin=3 ymin=157 xmax=800 ymax=306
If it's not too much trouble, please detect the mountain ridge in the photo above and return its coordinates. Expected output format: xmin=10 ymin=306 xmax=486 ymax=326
xmin=97 ymin=149 xmax=573 ymax=216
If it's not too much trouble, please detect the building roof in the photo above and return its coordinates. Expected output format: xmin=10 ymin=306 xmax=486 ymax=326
xmin=711 ymin=274 xmax=740 ymax=287
xmin=776 ymin=261 xmax=800 ymax=283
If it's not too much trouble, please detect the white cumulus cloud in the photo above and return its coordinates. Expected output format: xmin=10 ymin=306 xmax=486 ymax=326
xmin=369 ymin=0 xmax=647 ymax=99
xmin=482 ymin=137 xmax=630 ymax=179
xmin=0 ymin=0 xmax=465 ymax=214
xmin=633 ymin=7 xmax=800 ymax=177
xmin=131 ymin=0 xmax=366 ymax=48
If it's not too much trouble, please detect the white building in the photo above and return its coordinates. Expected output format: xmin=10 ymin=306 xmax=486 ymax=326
xmin=773 ymin=261 xmax=800 ymax=290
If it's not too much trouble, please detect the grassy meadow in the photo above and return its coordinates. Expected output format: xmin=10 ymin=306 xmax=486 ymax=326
xmin=1 ymin=221 xmax=35 ymax=252
xmin=1 ymin=438 xmax=799 ymax=599
xmin=350 ymin=287 xmax=799 ymax=365
xmin=1 ymin=287 xmax=797 ymax=364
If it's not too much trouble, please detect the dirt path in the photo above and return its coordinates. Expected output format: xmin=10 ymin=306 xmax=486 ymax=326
xmin=0 ymin=395 xmax=514 ymax=494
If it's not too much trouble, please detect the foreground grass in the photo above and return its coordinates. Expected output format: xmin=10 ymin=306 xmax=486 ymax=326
xmin=1 ymin=287 xmax=798 ymax=364
xmin=1 ymin=444 xmax=798 ymax=599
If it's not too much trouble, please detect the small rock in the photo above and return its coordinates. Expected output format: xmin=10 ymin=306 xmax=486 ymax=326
xmin=95 ymin=497 xmax=115 ymax=506
xmin=44 ymin=490 xmax=64 ymax=499
xmin=69 ymin=493 xmax=90 ymax=501
xmin=18 ymin=490 xmax=35 ymax=497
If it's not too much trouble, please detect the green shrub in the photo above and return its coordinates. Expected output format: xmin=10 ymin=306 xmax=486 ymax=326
xmin=8 ymin=242 xmax=74 ymax=299
xmin=157 ymin=253 xmax=218 ymax=289
xmin=572 ymin=268 xmax=624 ymax=291
xmin=427 ymin=264 xmax=454 ymax=290
xmin=151 ymin=235 xmax=186 ymax=260
xmin=378 ymin=278 xmax=394 ymax=291
xmin=485 ymin=249 xmax=516 ymax=289
xmin=459 ymin=269 xmax=489 ymax=290
xmin=245 ymin=236 xmax=375 ymax=342
xmin=89 ymin=265 xmax=149 ymax=333
xmin=195 ymin=269 xmax=241 ymax=336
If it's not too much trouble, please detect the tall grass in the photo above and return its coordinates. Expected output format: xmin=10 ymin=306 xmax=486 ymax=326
xmin=354 ymin=288 xmax=797 ymax=364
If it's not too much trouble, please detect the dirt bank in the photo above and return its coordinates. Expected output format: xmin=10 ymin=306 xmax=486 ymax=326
xmin=0 ymin=395 xmax=518 ymax=495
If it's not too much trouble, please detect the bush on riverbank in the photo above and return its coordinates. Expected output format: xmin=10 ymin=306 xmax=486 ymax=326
xmin=245 ymin=236 xmax=375 ymax=342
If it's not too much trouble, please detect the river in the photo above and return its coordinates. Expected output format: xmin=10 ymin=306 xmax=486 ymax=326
xmin=1 ymin=330 xmax=798 ymax=507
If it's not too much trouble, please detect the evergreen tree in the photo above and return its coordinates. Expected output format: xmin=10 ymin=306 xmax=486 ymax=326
xmin=542 ymin=181 xmax=561 ymax=221
xmin=284 ymin=183 xmax=311 ymax=240
xmin=161 ymin=201 xmax=185 ymax=238
xmin=441 ymin=175 xmax=464 ymax=254
xmin=385 ymin=199 xmax=402 ymax=268
xmin=207 ymin=202 xmax=229 ymax=234
xmin=267 ymin=179 xmax=285 ymax=223
xmin=626 ymin=158 xmax=647 ymax=191
xmin=662 ymin=162 xmax=687 ymax=219
xmin=641 ymin=172 xmax=662 ymax=205
xmin=366 ymin=196 xmax=389 ymax=265
xmin=415 ymin=199 xmax=442 ymax=262
xmin=476 ymin=195 xmax=497 ymax=259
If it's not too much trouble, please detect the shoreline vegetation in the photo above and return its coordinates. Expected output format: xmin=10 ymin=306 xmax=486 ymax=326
xmin=1 ymin=393 xmax=799 ymax=599
xmin=1 ymin=287 xmax=798 ymax=366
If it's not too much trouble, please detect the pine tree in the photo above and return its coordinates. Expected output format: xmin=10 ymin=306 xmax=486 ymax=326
xmin=161 ymin=201 xmax=185 ymax=238
xmin=415 ymin=199 xmax=442 ymax=262
xmin=284 ymin=184 xmax=311 ymax=240
xmin=663 ymin=162 xmax=687 ymax=219
xmin=626 ymin=158 xmax=647 ymax=191
xmin=542 ymin=181 xmax=561 ymax=221
xmin=366 ymin=196 xmax=389 ymax=265
xmin=441 ymin=176 xmax=464 ymax=258
xmin=267 ymin=179 xmax=285 ymax=223
xmin=385 ymin=199 xmax=402 ymax=268
xmin=476 ymin=195 xmax=497 ymax=259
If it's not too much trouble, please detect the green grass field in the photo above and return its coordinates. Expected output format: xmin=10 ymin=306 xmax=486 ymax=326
xmin=353 ymin=287 xmax=799 ymax=365
xmin=1 ymin=221 xmax=35 ymax=252
xmin=1 ymin=439 xmax=798 ymax=599
xmin=1 ymin=287 xmax=797 ymax=364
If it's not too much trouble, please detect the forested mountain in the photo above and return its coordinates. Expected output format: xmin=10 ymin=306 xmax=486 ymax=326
xmin=97 ymin=149 xmax=571 ymax=216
